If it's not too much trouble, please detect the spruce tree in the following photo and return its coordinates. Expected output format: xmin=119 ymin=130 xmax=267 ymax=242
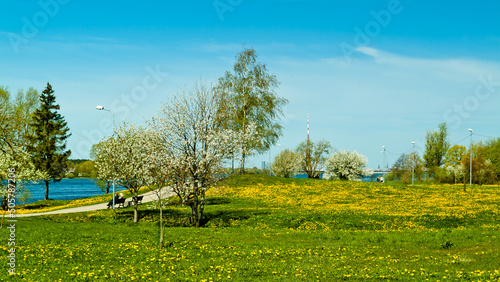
xmin=27 ymin=83 xmax=71 ymax=200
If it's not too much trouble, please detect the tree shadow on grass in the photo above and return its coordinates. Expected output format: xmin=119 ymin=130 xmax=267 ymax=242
xmin=418 ymin=214 xmax=474 ymax=229
xmin=60 ymin=196 xmax=266 ymax=228
xmin=200 ymin=209 xmax=271 ymax=227
xmin=22 ymin=204 xmax=52 ymax=210
xmin=204 ymin=197 xmax=231 ymax=206
xmin=107 ymin=208 xmax=191 ymax=225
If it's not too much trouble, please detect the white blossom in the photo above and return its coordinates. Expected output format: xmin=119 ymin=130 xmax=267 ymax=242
xmin=0 ymin=146 xmax=47 ymax=203
xmin=154 ymin=83 xmax=256 ymax=226
xmin=324 ymin=150 xmax=369 ymax=181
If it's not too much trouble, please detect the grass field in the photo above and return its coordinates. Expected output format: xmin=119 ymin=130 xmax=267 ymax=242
xmin=1 ymin=174 xmax=500 ymax=281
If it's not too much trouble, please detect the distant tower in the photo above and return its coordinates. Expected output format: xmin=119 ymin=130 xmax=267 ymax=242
xmin=305 ymin=113 xmax=312 ymax=176
xmin=307 ymin=113 xmax=310 ymax=142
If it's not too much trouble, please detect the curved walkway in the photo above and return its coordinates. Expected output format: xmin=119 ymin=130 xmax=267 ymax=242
xmin=16 ymin=188 xmax=174 ymax=218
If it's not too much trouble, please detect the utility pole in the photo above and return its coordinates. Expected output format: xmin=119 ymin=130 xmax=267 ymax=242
xmin=411 ymin=141 xmax=415 ymax=185
xmin=382 ymin=146 xmax=386 ymax=171
xmin=468 ymin=128 xmax=473 ymax=186
xmin=96 ymin=105 xmax=116 ymax=209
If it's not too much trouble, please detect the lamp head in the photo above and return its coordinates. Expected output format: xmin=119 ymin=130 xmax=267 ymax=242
xmin=96 ymin=105 xmax=104 ymax=110
xmin=468 ymin=128 xmax=473 ymax=132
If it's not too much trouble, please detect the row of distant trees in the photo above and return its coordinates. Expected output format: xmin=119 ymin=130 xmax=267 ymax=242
xmin=271 ymin=140 xmax=373 ymax=181
xmin=1 ymin=83 xmax=71 ymax=208
xmin=387 ymin=122 xmax=500 ymax=185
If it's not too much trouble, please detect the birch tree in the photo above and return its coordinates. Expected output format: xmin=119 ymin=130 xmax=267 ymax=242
xmin=217 ymin=47 xmax=287 ymax=173
xmin=1 ymin=86 xmax=44 ymax=208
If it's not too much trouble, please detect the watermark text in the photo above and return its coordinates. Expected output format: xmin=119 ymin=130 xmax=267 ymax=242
xmin=6 ymin=168 xmax=17 ymax=275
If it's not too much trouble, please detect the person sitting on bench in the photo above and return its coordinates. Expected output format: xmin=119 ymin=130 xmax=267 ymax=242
xmin=107 ymin=193 xmax=120 ymax=209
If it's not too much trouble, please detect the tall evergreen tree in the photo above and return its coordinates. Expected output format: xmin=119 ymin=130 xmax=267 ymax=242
xmin=27 ymin=83 xmax=71 ymax=200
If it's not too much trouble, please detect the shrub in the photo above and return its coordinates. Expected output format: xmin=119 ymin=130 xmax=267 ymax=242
xmin=324 ymin=150 xmax=370 ymax=181
xmin=272 ymin=149 xmax=302 ymax=178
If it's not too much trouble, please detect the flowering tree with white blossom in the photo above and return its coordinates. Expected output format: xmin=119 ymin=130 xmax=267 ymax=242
xmin=1 ymin=147 xmax=47 ymax=209
xmin=92 ymin=122 xmax=171 ymax=223
xmin=324 ymin=150 xmax=371 ymax=181
xmin=142 ymin=122 xmax=173 ymax=246
xmin=155 ymin=83 xmax=255 ymax=227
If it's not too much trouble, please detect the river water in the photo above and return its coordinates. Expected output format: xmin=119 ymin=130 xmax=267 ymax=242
xmin=14 ymin=179 xmax=126 ymax=204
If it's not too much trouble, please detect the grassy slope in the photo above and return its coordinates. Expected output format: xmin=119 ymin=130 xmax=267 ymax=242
xmin=1 ymin=174 xmax=499 ymax=281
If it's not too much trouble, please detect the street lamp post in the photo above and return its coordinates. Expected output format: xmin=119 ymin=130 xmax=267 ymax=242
xmin=382 ymin=146 xmax=386 ymax=171
xmin=468 ymin=128 xmax=473 ymax=186
xmin=411 ymin=141 xmax=415 ymax=185
xmin=96 ymin=105 xmax=116 ymax=209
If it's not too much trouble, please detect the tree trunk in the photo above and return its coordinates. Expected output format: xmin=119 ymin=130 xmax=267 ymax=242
xmin=191 ymin=199 xmax=199 ymax=227
xmin=199 ymin=189 xmax=206 ymax=225
xmin=191 ymin=184 xmax=200 ymax=227
xmin=133 ymin=205 xmax=138 ymax=223
xmin=133 ymin=193 xmax=139 ymax=223
xmin=159 ymin=202 xmax=164 ymax=248
xmin=239 ymin=152 xmax=246 ymax=174
xmin=44 ymin=180 xmax=49 ymax=200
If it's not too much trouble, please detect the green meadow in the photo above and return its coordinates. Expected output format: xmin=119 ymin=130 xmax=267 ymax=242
xmin=1 ymin=174 xmax=500 ymax=281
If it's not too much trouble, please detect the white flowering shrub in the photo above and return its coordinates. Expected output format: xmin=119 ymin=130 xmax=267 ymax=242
xmin=324 ymin=150 xmax=369 ymax=181
xmin=272 ymin=149 xmax=302 ymax=178
xmin=444 ymin=163 xmax=465 ymax=184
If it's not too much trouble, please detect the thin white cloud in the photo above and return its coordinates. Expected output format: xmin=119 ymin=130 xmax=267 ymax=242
xmin=355 ymin=46 xmax=499 ymax=80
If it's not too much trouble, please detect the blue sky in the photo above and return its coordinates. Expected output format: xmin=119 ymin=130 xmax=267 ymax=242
xmin=1 ymin=0 xmax=499 ymax=169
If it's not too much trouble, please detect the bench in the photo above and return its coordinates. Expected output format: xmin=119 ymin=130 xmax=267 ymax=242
xmin=127 ymin=196 xmax=144 ymax=207
xmin=115 ymin=198 xmax=126 ymax=208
